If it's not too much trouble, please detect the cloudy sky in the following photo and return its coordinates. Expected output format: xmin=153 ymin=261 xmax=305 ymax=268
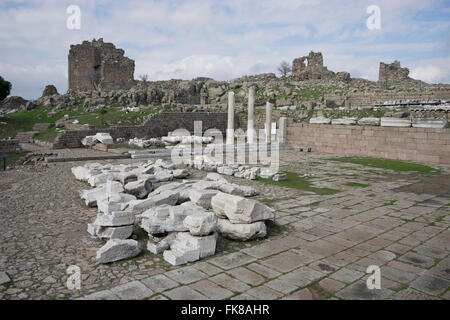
xmin=1 ymin=0 xmax=449 ymax=99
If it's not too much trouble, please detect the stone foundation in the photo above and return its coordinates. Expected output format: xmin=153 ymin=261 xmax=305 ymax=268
xmin=53 ymin=112 xmax=233 ymax=149
xmin=286 ymin=121 xmax=450 ymax=164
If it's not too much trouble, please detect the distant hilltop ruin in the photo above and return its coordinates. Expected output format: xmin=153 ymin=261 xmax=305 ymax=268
xmin=291 ymin=51 xmax=350 ymax=82
xmin=68 ymin=38 xmax=135 ymax=92
xmin=3 ymin=38 xmax=450 ymax=115
xmin=66 ymin=39 xmax=430 ymax=95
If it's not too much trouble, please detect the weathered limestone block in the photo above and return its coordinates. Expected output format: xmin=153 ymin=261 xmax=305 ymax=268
xmin=218 ymin=183 xmax=257 ymax=197
xmin=259 ymin=168 xmax=275 ymax=179
xmin=163 ymin=232 xmax=218 ymax=265
xmin=188 ymin=189 xmax=218 ymax=209
xmin=205 ymin=172 xmax=228 ymax=183
xmin=94 ymin=211 xmax=135 ymax=227
xmin=88 ymin=172 xmax=115 ymax=187
xmin=217 ymin=219 xmax=267 ymax=241
xmin=191 ymin=180 xmax=222 ymax=191
xmin=147 ymin=232 xmax=177 ymax=254
xmin=234 ymin=167 xmax=260 ymax=180
xmin=97 ymin=193 xmax=137 ymax=214
xmin=211 ymin=192 xmax=275 ymax=224
xmin=380 ymin=117 xmax=411 ymax=127
xmin=310 ymin=117 xmax=331 ymax=124
xmin=331 ymin=117 xmax=357 ymax=125
xmin=81 ymin=136 xmax=97 ymax=147
xmin=124 ymin=179 xmax=153 ymax=199
xmin=96 ymin=239 xmax=141 ymax=263
xmin=163 ymin=242 xmax=199 ymax=266
xmin=140 ymin=202 xmax=195 ymax=234
xmin=116 ymin=172 xmax=138 ymax=185
xmin=72 ymin=166 xmax=100 ymax=181
xmin=126 ymin=191 xmax=179 ymax=215
xmin=154 ymin=159 xmax=177 ymax=170
xmin=238 ymin=185 xmax=259 ymax=197
xmin=412 ymin=118 xmax=448 ymax=128
xmin=217 ymin=166 xmax=236 ymax=176
xmin=272 ymin=173 xmax=286 ymax=181
xmin=88 ymin=224 xmax=134 ymax=240
xmin=358 ymin=117 xmax=380 ymax=126
xmin=80 ymin=181 xmax=124 ymax=207
xmin=95 ymin=133 xmax=113 ymax=145
xmin=172 ymin=169 xmax=190 ymax=179
xmin=183 ymin=211 xmax=217 ymax=236
xmin=178 ymin=232 xmax=217 ymax=258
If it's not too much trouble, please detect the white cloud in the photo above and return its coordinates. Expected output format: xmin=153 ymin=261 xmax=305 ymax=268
xmin=0 ymin=0 xmax=449 ymax=99
xmin=410 ymin=57 xmax=450 ymax=84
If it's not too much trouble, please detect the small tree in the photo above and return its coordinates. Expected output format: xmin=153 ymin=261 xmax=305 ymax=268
xmin=139 ymin=74 xmax=149 ymax=82
xmin=277 ymin=61 xmax=292 ymax=77
xmin=98 ymin=107 xmax=108 ymax=127
xmin=0 ymin=76 xmax=12 ymax=101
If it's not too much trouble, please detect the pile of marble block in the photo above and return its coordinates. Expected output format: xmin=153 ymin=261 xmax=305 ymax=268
xmin=72 ymin=159 xmax=276 ymax=266
xmin=81 ymin=133 xmax=113 ymax=146
xmin=128 ymin=137 xmax=168 ymax=148
xmin=161 ymin=134 xmax=214 ymax=144
xmin=184 ymin=155 xmax=286 ymax=181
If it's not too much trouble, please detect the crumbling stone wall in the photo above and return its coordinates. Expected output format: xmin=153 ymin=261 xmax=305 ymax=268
xmin=68 ymin=38 xmax=135 ymax=92
xmin=291 ymin=51 xmax=338 ymax=81
xmin=286 ymin=122 xmax=450 ymax=164
xmin=52 ymin=112 xmax=233 ymax=148
xmin=378 ymin=61 xmax=410 ymax=88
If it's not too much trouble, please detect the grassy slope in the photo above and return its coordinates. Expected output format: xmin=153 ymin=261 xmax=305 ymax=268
xmin=0 ymin=105 xmax=157 ymax=141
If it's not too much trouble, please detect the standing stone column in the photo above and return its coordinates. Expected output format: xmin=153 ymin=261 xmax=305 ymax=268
xmin=226 ymin=91 xmax=235 ymax=145
xmin=266 ymin=101 xmax=273 ymax=143
xmin=247 ymin=87 xmax=255 ymax=144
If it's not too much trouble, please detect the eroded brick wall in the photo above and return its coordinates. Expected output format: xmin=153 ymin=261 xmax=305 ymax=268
xmin=286 ymin=122 xmax=450 ymax=164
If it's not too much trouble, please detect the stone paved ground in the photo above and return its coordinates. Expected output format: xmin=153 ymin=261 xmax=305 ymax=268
xmin=0 ymin=145 xmax=449 ymax=300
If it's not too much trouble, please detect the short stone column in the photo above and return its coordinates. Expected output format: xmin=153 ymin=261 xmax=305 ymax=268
xmin=278 ymin=117 xmax=287 ymax=144
xmin=247 ymin=87 xmax=255 ymax=144
xmin=226 ymin=92 xmax=235 ymax=145
xmin=265 ymin=101 xmax=273 ymax=143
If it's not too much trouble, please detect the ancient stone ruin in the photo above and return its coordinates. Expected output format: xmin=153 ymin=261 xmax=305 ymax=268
xmin=291 ymin=51 xmax=337 ymax=81
xmin=378 ymin=60 xmax=411 ymax=88
xmin=68 ymin=38 xmax=135 ymax=92
xmin=41 ymin=85 xmax=58 ymax=97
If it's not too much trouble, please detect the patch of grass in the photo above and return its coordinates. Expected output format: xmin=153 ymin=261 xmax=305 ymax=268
xmin=256 ymin=171 xmax=340 ymax=195
xmin=0 ymin=151 xmax=28 ymax=168
xmin=383 ymin=200 xmax=397 ymax=206
xmin=326 ymin=156 xmax=439 ymax=174
xmin=344 ymin=182 xmax=370 ymax=188
xmin=33 ymin=126 xmax=63 ymax=142
xmin=1 ymin=105 xmax=158 ymax=139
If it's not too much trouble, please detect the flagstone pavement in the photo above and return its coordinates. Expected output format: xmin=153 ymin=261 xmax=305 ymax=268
xmin=0 ymin=148 xmax=449 ymax=300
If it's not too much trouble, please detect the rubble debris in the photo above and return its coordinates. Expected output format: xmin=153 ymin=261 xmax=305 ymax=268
xmin=72 ymin=158 xmax=276 ymax=265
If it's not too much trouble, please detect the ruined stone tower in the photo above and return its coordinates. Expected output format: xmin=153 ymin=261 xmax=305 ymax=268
xmin=291 ymin=51 xmax=336 ymax=80
xmin=68 ymin=38 xmax=135 ymax=92
xmin=378 ymin=60 xmax=410 ymax=88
